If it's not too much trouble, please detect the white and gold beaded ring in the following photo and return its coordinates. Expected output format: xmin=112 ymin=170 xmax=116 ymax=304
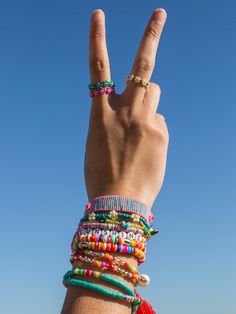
xmin=125 ymin=74 xmax=150 ymax=88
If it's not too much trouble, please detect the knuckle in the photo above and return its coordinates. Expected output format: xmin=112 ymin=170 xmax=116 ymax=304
xmin=135 ymin=57 xmax=154 ymax=73
xmin=91 ymin=28 xmax=104 ymax=40
xmin=115 ymin=108 xmax=131 ymax=129
xmin=146 ymin=20 xmax=162 ymax=40
xmin=150 ymin=83 xmax=161 ymax=95
xmin=116 ymin=109 xmax=169 ymax=144
xmin=157 ymin=128 xmax=169 ymax=143
xmin=129 ymin=118 xmax=155 ymax=137
xmin=90 ymin=58 xmax=106 ymax=73
xmin=157 ymin=113 xmax=165 ymax=121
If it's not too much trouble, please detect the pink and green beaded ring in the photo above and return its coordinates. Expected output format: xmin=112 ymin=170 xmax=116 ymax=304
xmin=89 ymin=80 xmax=115 ymax=98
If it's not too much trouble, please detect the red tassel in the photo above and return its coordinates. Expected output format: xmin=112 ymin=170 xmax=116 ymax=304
xmin=135 ymin=290 xmax=156 ymax=314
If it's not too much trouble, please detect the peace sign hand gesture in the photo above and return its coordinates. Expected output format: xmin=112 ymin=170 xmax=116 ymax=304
xmin=84 ymin=9 xmax=169 ymax=210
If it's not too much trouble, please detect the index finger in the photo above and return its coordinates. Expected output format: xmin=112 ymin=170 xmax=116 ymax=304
xmin=125 ymin=8 xmax=167 ymax=100
xmin=89 ymin=9 xmax=111 ymax=103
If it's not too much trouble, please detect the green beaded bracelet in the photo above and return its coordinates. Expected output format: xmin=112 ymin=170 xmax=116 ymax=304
xmin=63 ymin=268 xmax=142 ymax=313
xmin=81 ymin=211 xmax=151 ymax=230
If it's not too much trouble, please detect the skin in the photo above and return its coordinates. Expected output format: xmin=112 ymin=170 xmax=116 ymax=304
xmin=61 ymin=7 xmax=169 ymax=314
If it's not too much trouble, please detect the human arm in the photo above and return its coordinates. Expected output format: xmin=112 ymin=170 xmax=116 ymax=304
xmin=61 ymin=7 xmax=168 ymax=314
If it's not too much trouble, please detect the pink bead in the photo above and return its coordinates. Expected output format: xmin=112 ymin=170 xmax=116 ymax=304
xmin=85 ymin=202 xmax=92 ymax=210
xmin=100 ymin=87 xmax=106 ymax=95
xmin=148 ymin=214 xmax=154 ymax=222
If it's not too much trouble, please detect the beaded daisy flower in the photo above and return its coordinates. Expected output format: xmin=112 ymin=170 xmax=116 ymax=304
xmin=88 ymin=212 xmax=96 ymax=221
xmin=108 ymin=210 xmax=118 ymax=220
xmin=131 ymin=213 xmax=140 ymax=223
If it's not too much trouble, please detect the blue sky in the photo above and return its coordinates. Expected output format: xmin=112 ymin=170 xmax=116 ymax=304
xmin=0 ymin=1 xmax=235 ymax=313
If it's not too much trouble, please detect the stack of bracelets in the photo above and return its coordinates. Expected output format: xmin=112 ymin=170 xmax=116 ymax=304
xmin=63 ymin=194 xmax=159 ymax=314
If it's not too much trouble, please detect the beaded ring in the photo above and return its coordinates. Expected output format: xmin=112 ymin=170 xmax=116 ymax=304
xmin=125 ymin=74 xmax=150 ymax=88
xmin=63 ymin=268 xmax=142 ymax=313
xmin=89 ymin=80 xmax=115 ymax=90
xmin=89 ymin=80 xmax=115 ymax=98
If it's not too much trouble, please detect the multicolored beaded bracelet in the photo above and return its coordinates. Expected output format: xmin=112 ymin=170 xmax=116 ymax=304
xmin=70 ymin=254 xmax=150 ymax=287
xmin=72 ymin=234 xmax=146 ymax=252
xmin=78 ymin=220 xmax=158 ymax=238
xmin=78 ymin=222 xmax=147 ymax=236
xmin=72 ymin=249 xmax=138 ymax=273
xmin=85 ymin=194 xmax=154 ymax=223
xmin=63 ymin=268 xmax=142 ymax=313
xmin=101 ymin=219 xmax=153 ymax=236
xmin=73 ymin=242 xmax=146 ymax=263
xmin=73 ymin=234 xmax=146 ymax=249
xmin=76 ymin=229 xmax=146 ymax=244
xmin=76 ymin=229 xmax=146 ymax=243
xmin=81 ymin=211 xmax=151 ymax=230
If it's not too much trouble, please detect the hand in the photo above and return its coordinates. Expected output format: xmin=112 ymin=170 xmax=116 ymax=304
xmin=84 ymin=8 xmax=169 ymax=210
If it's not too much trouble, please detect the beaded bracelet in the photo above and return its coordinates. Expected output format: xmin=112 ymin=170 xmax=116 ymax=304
xmin=78 ymin=220 xmax=158 ymax=238
xmin=101 ymin=218 xmax=153 ymax=237
xmin=85 ymin=194 xmax=154 ymax=223
xmin=73 ymin=234 xmax=146 ymax=249
xmin=78 ymin=222 xmax=149 ymax=237
xmin=72 ymin=249 xmax=138 ymax=273
xmin=76 ymin=230 xmax=146 ymax=243
xmin=73 ymin=242 xmax=146 ymax=263
xmin=75 ymin=228 xmax=148 ymax=243
xmin=82 ymin=211 xmax=151 ymax=230
xmin=63 ymin=268 xmax=141 ymax=313
xmin=70 ymin=253 xmax=150 ymax=287
xmin=72 ymin=234 xmax=146 ymax=251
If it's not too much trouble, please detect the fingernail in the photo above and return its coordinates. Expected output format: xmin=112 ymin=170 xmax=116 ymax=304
xmin=92 ymin=9 xmax=105 ymax=23
xmin=153 ymin=8 xmax=167 ymax=21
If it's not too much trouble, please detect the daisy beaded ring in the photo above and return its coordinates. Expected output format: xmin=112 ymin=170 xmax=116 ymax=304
xmin=125 ymin=74 xmax=150 ymax=88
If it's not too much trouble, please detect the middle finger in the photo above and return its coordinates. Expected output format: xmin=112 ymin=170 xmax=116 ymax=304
xmin=125 ymin=8 xmax=167 ymax=102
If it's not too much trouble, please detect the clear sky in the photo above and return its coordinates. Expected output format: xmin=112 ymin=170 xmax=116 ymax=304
xmin=0 ymin=1 xmax=235 ymax=314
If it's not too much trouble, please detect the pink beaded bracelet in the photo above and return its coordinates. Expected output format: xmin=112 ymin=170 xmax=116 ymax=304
xmin=73 ymin=242 xmax=146 ymax=263
xmin=72 ymin=235 xmax=146 ymax=250
xmin=75 ymin=230 xmax=146 ymax=244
